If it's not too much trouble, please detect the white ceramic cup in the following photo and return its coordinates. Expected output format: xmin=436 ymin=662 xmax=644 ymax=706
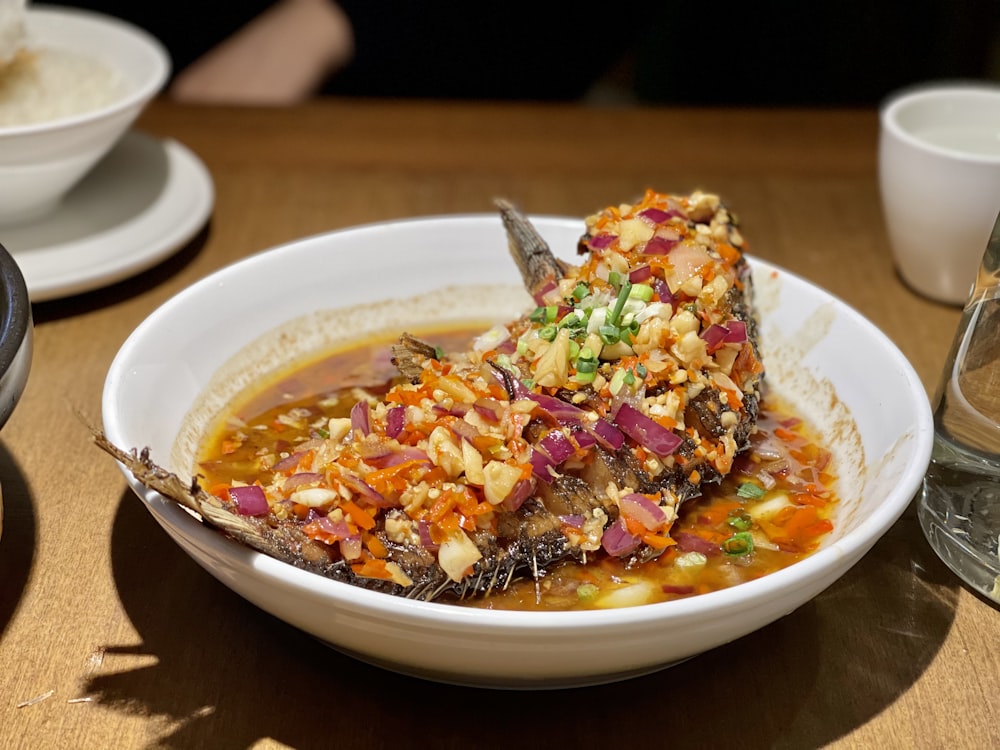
xmin=879 ymin=83 xmax=1000 ymax=305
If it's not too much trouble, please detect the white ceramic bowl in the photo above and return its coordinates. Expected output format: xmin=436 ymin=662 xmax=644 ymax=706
xmin=0 ymin=5 xmax=169 ymax=225
xmin=102 ymin=215 xmax=934 ymax=688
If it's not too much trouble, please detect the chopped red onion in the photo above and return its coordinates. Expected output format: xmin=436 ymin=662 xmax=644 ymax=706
xmin=385 ymin=406 xmax=406 ymax=438
xmin=629 ymin=265 xmax=653 ymax=283
xmin=529 ymin=447 xmax=556 ymax=483
xmin=589 ymin=234 xmax=617 ymax=249
xmin=272 ymin=451 xmax=306 ymax=472
xmin=350 ymin=400 xmax=370 ymax=436
xmin=537 ymin=429 xmax=575 ymax=464
xmin=473 ymin=397 xmax=504 ymax=422
xmin=674 ymin=531 xmax=720 ymax=556
xmin=229 ymin=485 xmax=269 ymax=516
xmin=528 ymin=392 xmax=586 ymax=426
xmin=701 ymin=323 xmax=729 ymax=352
xmin=365 ymin=447 xmax=431 ymax=469
xmin=643 ymin=236 xmax=679 ymax=255
xmin=723 ymin=320 xmax=747 ymax=343
xmin=315 ymin=514 xmax=351 ymax=538
xmin=502 ymin=478 xmax=535 ymax=511
xmin=613 ymin=403 xmax=682 ymax=457
xmin=532 ymin=280 xmax=559 ymax=306
xmin=638 ymin=207 xmax=671 ymax=224
xmin=338 ymin=472 xmax=391 ymax=507
xmin=653 ymin=278 xmax=674 ymax=304
xmin=449 ymin=419 xmax=480 ymax=444
xmin=418 ymin=520 xmax=439 ymax=550
xmin=584 ymin=418 xmax=624 ymax=451
xmin=558 ymin=514 xmax=585 ymax=529
xmin=620 ymin=493 xmax=668 ymax=531
xmin=601 ymin=518 xmax=641 ymax=557
xmin=571 ymin=429 xmax=596 ymax=451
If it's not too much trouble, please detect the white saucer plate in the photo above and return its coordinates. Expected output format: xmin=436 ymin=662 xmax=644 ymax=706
xmin=0 ymin=131 xmax=214 ymax=302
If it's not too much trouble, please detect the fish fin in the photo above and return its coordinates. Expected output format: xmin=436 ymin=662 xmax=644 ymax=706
xmin=495 ymin=198 xmax=566 ymax=296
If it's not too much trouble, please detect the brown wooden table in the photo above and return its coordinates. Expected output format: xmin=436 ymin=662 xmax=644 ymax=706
xmin=0 ymin=99 xmax=996 ymax=749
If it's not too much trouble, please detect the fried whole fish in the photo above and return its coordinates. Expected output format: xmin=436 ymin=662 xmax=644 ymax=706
xmin=97 ymin=190 xmax=764 ymax=602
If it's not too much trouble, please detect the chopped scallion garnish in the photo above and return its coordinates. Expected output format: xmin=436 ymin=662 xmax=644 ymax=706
xmin=737 ymin=482 xmax=766 ymax=499
xmin=608 ymin=281 xmax=633 ymax=326
xmin=721 ymin=532 xmax=754 ymax=557
xmin=539 ymin=325 xmax=557 ymax=342
xmin=727 ymin=513 xmax=752 ymax=532
xmin=572 ymin=282 xmax=589 ymax=301
xmin=599 ymin=325 xmax=620 ymax=345
xmin=629 ymin=284 xmax=654 ymax=302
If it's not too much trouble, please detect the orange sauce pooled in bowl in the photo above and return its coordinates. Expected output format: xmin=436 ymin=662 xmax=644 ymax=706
xmin=195 ymin=327 xmax=839 ymax=611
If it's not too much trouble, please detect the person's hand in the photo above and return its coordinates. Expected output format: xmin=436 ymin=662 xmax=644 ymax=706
xmin=171 ymin=0 xmax=353 ymax=105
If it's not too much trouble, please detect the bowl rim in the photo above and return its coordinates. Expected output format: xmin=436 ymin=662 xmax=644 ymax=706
xmin=103 ymin=212 xmax=935 ymax=630
xmin=0 ymin=241 xmax=30 ymax=377
xmin=0 ymin=4 xmax=171 ymax=137
xmin=879 ymin=81 xmax=1000 ymax=164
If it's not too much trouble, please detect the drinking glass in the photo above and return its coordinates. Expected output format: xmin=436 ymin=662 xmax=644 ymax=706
xmin=918 ymin=214 xmax=1000 ymax=604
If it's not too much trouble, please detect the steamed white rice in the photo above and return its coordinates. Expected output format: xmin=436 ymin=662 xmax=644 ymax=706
xmin=0 ymin=46 xmax=125 ymax=127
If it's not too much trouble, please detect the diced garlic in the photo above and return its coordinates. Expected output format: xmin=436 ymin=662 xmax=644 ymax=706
xmin=290 ymin=487 xmax=339 ymax=508
xmin=438 ymin=530 xmax=483 ymax=582
xmin=482 ymin=460 xmax=523 ymax=505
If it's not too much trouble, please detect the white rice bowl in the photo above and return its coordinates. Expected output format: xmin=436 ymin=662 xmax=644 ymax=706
xmin=0 ymin=5 xmax=169 ymax=224
xmin=102 ymin=215 xmax=933 ymax=688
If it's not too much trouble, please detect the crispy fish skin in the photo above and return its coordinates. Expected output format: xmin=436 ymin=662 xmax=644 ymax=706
xmin=99 ymin=190 xmax=764 ymax=602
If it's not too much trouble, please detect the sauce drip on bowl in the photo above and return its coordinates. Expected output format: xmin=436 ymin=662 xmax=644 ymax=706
xmin=195 ymin=326 xmax=838 ymax=610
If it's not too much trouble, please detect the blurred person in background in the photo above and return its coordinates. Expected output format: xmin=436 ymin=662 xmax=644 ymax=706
xmin=59 ymin=0 xmax=1000 ymax=106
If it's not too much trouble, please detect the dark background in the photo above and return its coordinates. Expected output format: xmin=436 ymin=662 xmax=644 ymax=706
xmin=57 ymin=0 xmax=1000 ymax=105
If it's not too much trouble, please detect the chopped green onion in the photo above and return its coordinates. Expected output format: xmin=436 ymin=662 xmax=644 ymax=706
xmin=521 ymin=378 xmax=535 ymax=390
xmin=608 ymin=281 xmax=633 ymax=326
xmin=599 ymin=325 xmax=620 ymax=345
xmin=579 ymin=346 xmax=595 ymax=361
xmin=495 ymin=353 xmax=512 ymax=369
xmin=721 ymin=531 xmax=754 ymax=557
xmin=568 ymin=340 xmax=580 ymax=360
xmin=316 ymin=427 xmax=330 ymax=439
xmin=544 ymin=305 xmax=559 ymax=323
xmin=635 ymin=363 xmax=648 ymax=379
xmin=575 ymin=358 xmax=598 ymax=374
xmin=572 ymin=282 xmax=589 ymax=301
xmin=516 ymin=338 xmax=529 ymax=355
xmin=608 ymin=271 xmax=623 ymax=290
xmin=737 ymin=482 xmax=767 ymax=499
xmin=727 ymin=513 xmax=752 ymax=532
xmin=577 ymin=582 xmax=599 ymax=601
xmin=433 ymin=346 xmax=446 ymax=360
xmin=629 ymin=284 xmax=654 ymax=302
xmin=538 ymin=325 xmax=557 ymax=342
xmin=623 ymin=370 xmax=636 ymax=386
xmin=529 ymin=307 xmax=547 ymax=323
xmin=574 ymin=370 xmax=596 ymax=384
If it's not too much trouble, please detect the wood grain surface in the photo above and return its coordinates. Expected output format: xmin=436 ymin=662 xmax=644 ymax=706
xmin=0 ymin=99 xmax=996 ymax=750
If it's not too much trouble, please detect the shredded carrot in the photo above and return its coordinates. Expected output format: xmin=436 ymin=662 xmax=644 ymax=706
xmin=342 ymin=500 xmax=376 ymax=530
xmin=365 ymin=534 xmax=389 ymax=558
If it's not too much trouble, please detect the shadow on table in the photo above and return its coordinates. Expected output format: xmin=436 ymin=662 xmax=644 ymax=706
xmin=86 ymin=491 xmax=958 ymax=749
xmin=0 ymin=442 xmax=36 ymax=641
